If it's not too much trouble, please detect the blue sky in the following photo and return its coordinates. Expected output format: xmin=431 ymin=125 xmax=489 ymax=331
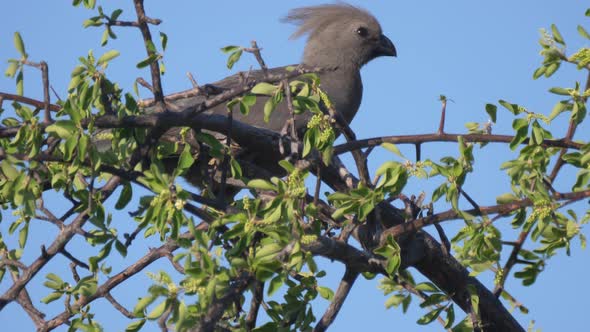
xmin=1 ymin=1 xmax=589 ymax=331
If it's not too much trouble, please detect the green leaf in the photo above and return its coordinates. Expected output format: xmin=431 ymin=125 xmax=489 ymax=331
xmin=532 ymin=66 xmax=546 ymax=80
xmin=220 ymin=45 xmax=240 ymax=54
xmin=16 ymin=70 xmax=23 ymax=95
xmin=545 ymin=64 xmax=558 ymax=77
xmin=226 ymin=49 xmax=243 ymax=69
xmin=18 ymin=223 xmax=28 ymax=248
xmin=159 ymin=32 xmax=168 ymax=51
xmin=268 ymin=275 xmax=283 ymax=297
xmin=415 ymin=282 xmax=439 ymax=293
xmin=125 ymin=319 xmax=146 ymax=332
xmin=531 ymin=121 xmax=544 ymax=145
xmin=111 ymin=9 xmax=123 ymax=21
xmin=263 ymin=98 xmax=276 ymax=123
xmin=498 ymin=100 xmax=521 ymax=115
xmin=96 ymin=50 xmax=121 ymax=66
xmin=576 ymin=23 xmax=588 ymax=38
xmin=549 ymin=87 xmax=570 ymax=96
xmin=385 ymin=294 xmax=406 ymax=309
xmin=230 ymin=158 xmax=242 ymax=178
xmin=247 ymin=179 xmax=277 ymax=191
xmin=417 ymin=306 xmax=445 ymax=325
xmin=251 ymin=82 xmax=278 ymax=96
xmin=1 ymin=161 xmax=19 ymax=180
xmin=146 ymin=300 xmax=168 ymax=320
xmin=317 ymin=286 xmax=334 ymax=301
xmin=46 ymin=120 xmax=77 ymax=139
xmin=13 ymin=32 xmax=26 ymax=57
xmin=551 ymin=24 xmax=565 ymax=45
xmin=549 ymin=101 xmax=569 ymax=121
xmin=101 ymin=29 xmax=109 ymax=46
xmin=134 ymin=296 xmax=156 ymax=316
xmin=136 ymin=54 xmax=159 ymax=69
xmin=485 ymin=104 xmax=497 ymax=123
xmin=177 ymin=145 xmax=195 ymax=172
xmin=5 ymin=62 xmax=18 ymax=78
xmin=40 ymin=292 xmax=63 ymax=304
xmin=496 ymin=193 xmax=519 ymax=204
xmin=381 ymin=142 xmax=403 ymax=157
xmin=115 ymin=183 xmax=133 ymax=210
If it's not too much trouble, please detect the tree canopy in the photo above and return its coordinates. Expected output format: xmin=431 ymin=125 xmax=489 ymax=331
xmin=0 ymin=1 xmax=589 ymax=331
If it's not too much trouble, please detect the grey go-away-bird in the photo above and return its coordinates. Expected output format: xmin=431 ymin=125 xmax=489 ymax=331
xmin=152 ymin=3 xmax=396 ymax=191
xmin=174 ymin=3 xmax=396 ymax=132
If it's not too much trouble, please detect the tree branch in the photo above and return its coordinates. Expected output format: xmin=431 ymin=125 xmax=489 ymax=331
xmin=314 ymin=268 xmax=359 ymax=332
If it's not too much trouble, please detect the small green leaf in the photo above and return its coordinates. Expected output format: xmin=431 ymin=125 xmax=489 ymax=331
xmin=5 ymin=62 xmax=18 ymax=78
xmin=248 ymin=179 xmax=277 ymax=191
xmin=549 ymin=87 xmax=570 ymax=96
xmin=381 ymin=142 xmax=403 ymax=157
xmin=146 ymin=300 xmax=168 ymax=320
xmin=496 ymin=193 xmax=519 ymax=204
xmin=97 ymin=50 xmax=120 ymax=66
xmin=532 ymin=66 xmax=546 ymax=80
xmin=268 ymin=275 xmax=283 ymax=297
xmin=251 ymin=82 xmax=278 ymax=96
xmin=385 ymin=294 xmax=406 ymax=309
xmin=136 ymin=54 xmax=159 ymax=69
xmin=125 ymin=319 xmax=146 ymax=332
xmin=485 ymin=104 xmax=497 ymax=123
xmin=549 ymin=101 xmax=569 ymax=121
xmin=111 ymin=9 xmax=123 ymax=21
xmin=578 ymin=25 xmax=590 ymax=39
xmin=1 ymin=161 xmax=19 ymax=180
xmin=220 ymin=45 xmax=240 ymax=54
xmin=18 ymin=223 xmax=28 ymax=248
xmin=46 ymin=120 xmax=77 ymax=139
xmin=317 ymin=286 xmax=334 ymax=301
xmin=13 ymin=32 xmax=26 ymax=57
xmin=159 ymin=32 xmax=168 ymax=51
xmin=101 ymin=29 xmax=109 ymax=46
xmin=498 ymin=100 xmax=520 ymax=115
xmin=16 ymin=70 xmax=23 ymax=95
xmin=40 ymin=292 xmax=63 ymax=304
xmin=417 ymin=306 xmax=445 ymax=325
xmin=551 ymin=24 xmax=565 ymax=45
xmin=415 ymin=282 xmax=439 ymax=293
xmin=263 ymin=98 xmax=276 ymax=123
xmin=177 ymin=145 xmax=195 ymax=172
xmin=115 ymin=183 xmax=133 ymax=210
xmin=226 ymin=49 xmax=243 ymax=69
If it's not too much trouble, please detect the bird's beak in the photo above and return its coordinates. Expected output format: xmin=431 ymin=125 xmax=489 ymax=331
xmin=375 ymin=34 xmax=397 ymax=57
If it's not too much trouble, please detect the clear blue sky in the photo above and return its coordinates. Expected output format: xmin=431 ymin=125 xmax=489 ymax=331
xmin=1 ymin=1 xmax=589 ymax=331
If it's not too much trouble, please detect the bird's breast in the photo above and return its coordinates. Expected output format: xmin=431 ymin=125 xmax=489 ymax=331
xmin=318 ymin=69 xmax=363 ymax=125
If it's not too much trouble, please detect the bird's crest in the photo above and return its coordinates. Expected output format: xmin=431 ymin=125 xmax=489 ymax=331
xmin=282 ymin=3 xmax=381 ymax=40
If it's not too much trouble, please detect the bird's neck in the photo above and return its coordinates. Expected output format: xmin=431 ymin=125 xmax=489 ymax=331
xmin=302 ymin=47 xmax=362 ymax=72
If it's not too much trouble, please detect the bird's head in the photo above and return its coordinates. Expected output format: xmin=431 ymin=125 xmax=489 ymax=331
xmin=283 ymin=3 xmax=396 ymax=69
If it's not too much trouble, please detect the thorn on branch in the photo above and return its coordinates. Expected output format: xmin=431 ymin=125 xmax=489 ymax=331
xmin=187 ymin=72 xmax=199 ymax=89
xmin=105 ymin=292 xmax=137 ymax=319
xmin=69 ymin=263 xmax=80 ymax=282
xmin=437 ymin=95 xmax=448 ymax=135
xmin=136 ymin=77 xmax=154 ymax=93
xmin=244 ymin=41 xmax=268 ymax=77
xmin=60 ymin=249 xmax=89 ymax=270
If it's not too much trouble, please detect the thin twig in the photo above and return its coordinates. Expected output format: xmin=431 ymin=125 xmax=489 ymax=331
xmin=245 ymin=41 xmax=268 ymax=77
xmin=105 ymin=293 xmax=137 ymax=319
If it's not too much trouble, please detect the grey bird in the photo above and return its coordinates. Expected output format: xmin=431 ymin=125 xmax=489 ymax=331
xmin=154 ymin=3 xmax=396 ymax=191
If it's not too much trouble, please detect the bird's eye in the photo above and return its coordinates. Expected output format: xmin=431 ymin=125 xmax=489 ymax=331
xmin=356 ymin=27 xmax=368 ymax=37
